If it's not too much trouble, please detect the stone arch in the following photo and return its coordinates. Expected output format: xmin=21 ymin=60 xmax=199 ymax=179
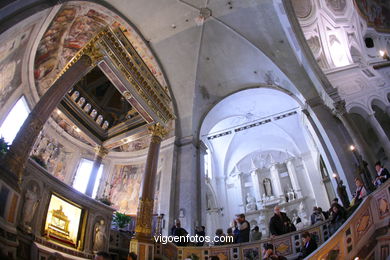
xmin=370 ymin=98 xmax=388 ymax=112
xmin=348 ymin=104 xmax=371 ymax=120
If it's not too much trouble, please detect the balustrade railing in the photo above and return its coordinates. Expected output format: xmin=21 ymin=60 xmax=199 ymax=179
xmin=156 ymin=181 xmax=390 ymax=260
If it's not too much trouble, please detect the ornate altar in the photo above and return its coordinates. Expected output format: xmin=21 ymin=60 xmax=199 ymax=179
xmin=44 ymin=194 xmax=83 ymax=248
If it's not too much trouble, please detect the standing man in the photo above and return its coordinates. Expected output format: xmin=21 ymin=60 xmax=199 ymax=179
xmin=236 ymin=214 xmax=250 ymax=243
xmin=269 ymin=206 xmax=295 ymax=236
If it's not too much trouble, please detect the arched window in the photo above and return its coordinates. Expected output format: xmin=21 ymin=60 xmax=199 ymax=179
xmin=72 ymin=158 xmax=104 ymax=198
xmin=0 ymin=96 xmax=30 ymax=144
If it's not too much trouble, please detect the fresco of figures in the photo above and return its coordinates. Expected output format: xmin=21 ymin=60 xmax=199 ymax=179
xmin=51 ymin=111 xmax=95 ymax=146
xmin=0 ymin=24 xmax=34 ymax=108
xmin=116 ymin=135 xmax=151 ymax=152
xmin=108 ymin=163 xmax=162 ymax=215
xmin=355 ymin=0 xmax=390 ymax=32
xmin=34 ymin=2 xmax=167 ymax=96
xmin=30 ymin=131 xmax=71 ymax=182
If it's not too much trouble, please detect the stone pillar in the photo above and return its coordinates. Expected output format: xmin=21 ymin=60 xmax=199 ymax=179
xmin=286 ymin=159 xmax=302 ymax=198
xmin=368 ymin=113 xmax=390 ymax=159
xmin=85 ymin=146 xmax=108 ymax=197
xmin=3 ymin=55 xmax=93 ymax=182
xmin=130 ymin=123 xmax=167 ymax=259
xmin=269 ymin=164 xmax=283 ymax=198
xmin=250 ymin=170 xmax=262 ymax=207
xmin=301 ymin=106 xmax=353 ymax=196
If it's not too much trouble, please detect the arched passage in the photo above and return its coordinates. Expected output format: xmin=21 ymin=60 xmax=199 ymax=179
xmin=371 ymin=99 xmax=390 ymax=140
xmin=349 ymin=106 xmax=388 ymax=167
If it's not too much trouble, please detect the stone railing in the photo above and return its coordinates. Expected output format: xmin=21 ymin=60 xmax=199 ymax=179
xmin=156 ymin=221 xmax=332 ymax=259
xmin=308 ymin=180 xmax=390 ymax=259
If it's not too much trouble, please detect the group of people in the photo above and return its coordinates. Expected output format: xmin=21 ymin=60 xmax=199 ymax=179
xmin=152 ymin=161 xmax=390 ymax=259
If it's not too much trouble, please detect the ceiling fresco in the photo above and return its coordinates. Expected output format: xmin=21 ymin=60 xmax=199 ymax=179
xmin=34 ymin=1 xmax=167 ymax=96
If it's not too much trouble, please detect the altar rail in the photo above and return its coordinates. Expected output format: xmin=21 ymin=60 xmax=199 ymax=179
xmin=307 ymin=180 xmax=390 ymax=259
xmin=157 ymin=182 xmax=390 ymax=260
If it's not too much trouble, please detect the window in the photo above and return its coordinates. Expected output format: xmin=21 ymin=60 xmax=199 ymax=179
xmin=204 ymin=151 xmax=213 ymax=179
xmin=72 ymin=158 xmax=103 ymax=198
xmin=0 ymin=96 xmax=30 ymax=144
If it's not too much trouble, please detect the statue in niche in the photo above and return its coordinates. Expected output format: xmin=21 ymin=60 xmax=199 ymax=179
xmin=93 ymin=219 xmax=107 ymax=252
xmin=90 ymin=109 xmax=97 ymax=119
xmin=246 ymin=193 xmax=257 ymax=212
xmin=77 ymin=97 xmax=85 ymax=107
xmin=287 ymin=188 xmax=295 ymax=201
xmin=83 ymin=103 xmax=91 ymax=113
xmin=298 ymin=202 xmax=309 ymax=225
xmin=263 ymin=178 xmax=272 ymax=197
xmin=96 ymin=115 xmax=103 ymax=126
xmin=22 ymin=185 xmax=40 ymax=232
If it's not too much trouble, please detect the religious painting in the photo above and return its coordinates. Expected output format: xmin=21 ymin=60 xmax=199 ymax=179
xmin=0 ymin=24 xmax=34 ymax=108
xmin=210 ymin=247 xmax=229 ymax=260
xmin=162 ymin=242 xmax=178 ymax=260
xmin=242 ymin=246 xmax=260 ymax=260
xmin=34 ymin=2 xmax=167 ymax=96
xmin=354 ymin=0 xmax=390 ymax=32
xmin=44 ymin=194 xmax=83 ymax=248
xmin=117 ymin=135 xmax=151 ymax=152
xmin=30 ymin=131 xmax=73 ymax=181
xmin=320 ymin=243 xmax=342 ymax=260
xmin=109 ymin=163 xmax=145 ymax=214
xmin=7 ymin=193 xmax=19 ymax=224
xmin=374 ymin=189 xmax=390 ymax=219
xmin=181 ymin=248 xmax=202 ymax=259
xmin=50 ymin=111 xmax=95 ymax=146
xmin=353 ymin=206 xmax=373 ymax=243
xmin=274 ymin=237 xmax=292 ymax=256
xmin=0 ymin=184 xmax=10 ymax=218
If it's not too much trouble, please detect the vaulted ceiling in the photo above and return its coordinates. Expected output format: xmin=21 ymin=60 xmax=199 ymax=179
xmin=1 ymin=0 xmax=333 ymax=145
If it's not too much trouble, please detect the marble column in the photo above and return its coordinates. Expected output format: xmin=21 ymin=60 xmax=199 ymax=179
xmin=250 ymin=170 xmax=262 ymax=208
xmin=3 ymin=55 xmax=93 ymax=182
xmin=368 ymin=113 xmax=390 ymax=159
xmin=85 ymin=146 xmax=109 ymax=197
xmin=269 ymin=164 xmax=283 ymax=199
xmin=286 ymin=159 xmax=302 ymax=198
xmin=130 ymin=123 xmax=167 ymax=257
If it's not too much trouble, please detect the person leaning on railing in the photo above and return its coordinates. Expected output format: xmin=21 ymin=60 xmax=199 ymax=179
xmin=262 ymin=243 xmax=287 ymax=260
xmin=295 ymin=232 xmax=317 ymax=260
xmin=329 ymin=203 xmax=346 ymax=235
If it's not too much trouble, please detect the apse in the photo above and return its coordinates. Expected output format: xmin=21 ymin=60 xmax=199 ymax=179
xmin=200 ymin=88 xmax=333 ymax=237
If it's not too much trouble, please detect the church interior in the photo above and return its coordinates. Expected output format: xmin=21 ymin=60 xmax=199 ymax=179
xmin=0 ymin=0 xmax=389 ymax=259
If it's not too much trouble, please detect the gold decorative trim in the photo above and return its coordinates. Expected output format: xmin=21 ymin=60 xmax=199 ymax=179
xmin=99 ymin=27 xmax=176 ymax=124
xmin=52 ymin=28 xmax=108 ymax=84
xmin=94 ymin=146 xmax=109 ymax=158
xmin=148 ymin=123 xmax=168 ymax=140
xmin=134 ymin=197 xmax=154 ymax=235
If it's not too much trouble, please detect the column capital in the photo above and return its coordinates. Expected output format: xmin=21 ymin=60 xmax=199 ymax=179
xmin=333 ymin=100 xmax=347 ymax=116
xmin=94 ymin=146 xmax=109 ymax=158
xmin=148 ymin=123 xmax=168 ymax=139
